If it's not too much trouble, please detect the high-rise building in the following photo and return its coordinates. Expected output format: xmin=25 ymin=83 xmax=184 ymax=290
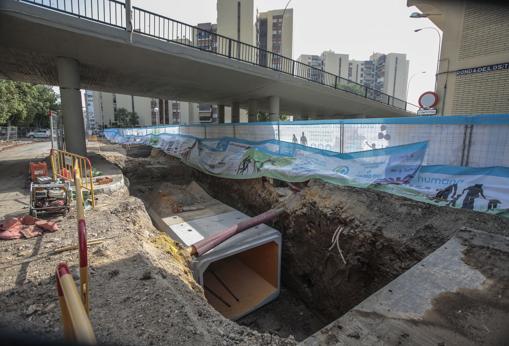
xmin=347 ymin=53 xmax=409 ymax=100
xmin=297 ymin=51 xmax=409 ymax=100
xmin=217 ymin=0 xmax=254 ymax=45
xmin=379 ymin=53 xmax=409 ymax=100
xmin=321 ymin=51 xmax=349 ymax=80
xmin=195 ymin=22 xmax=217 ymax=52
xmin=348 ymin=60 xmax=366 ymax=84
xmin=257 ymin=8 xmax=293 ymax=68
xmin=83 ymin=90 xmax=96 ymax=132
xmin=297 ymin=54 xmax=323 ymax=82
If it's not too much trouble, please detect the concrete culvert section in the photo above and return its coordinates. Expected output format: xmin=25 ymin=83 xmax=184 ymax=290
xmin=127 ymin=176 xmax=283 ymax=321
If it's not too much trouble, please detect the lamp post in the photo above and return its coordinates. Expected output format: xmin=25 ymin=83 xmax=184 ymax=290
xmin=407 ymin=71 xmax=427 ymax=100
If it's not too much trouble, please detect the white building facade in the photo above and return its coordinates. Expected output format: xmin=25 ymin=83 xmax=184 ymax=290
xmin=89 ymin=91 xmax=200 ymax=128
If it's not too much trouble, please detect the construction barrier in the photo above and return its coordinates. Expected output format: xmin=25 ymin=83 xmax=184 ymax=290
xmin=54 ymin=161 xmax=94 ymax=343
xmin=74 ymin=161 xmax=89 ymax=314
xmin=56 ymin=263 xmax=96 ymax=345
xmin=50 ymin=149 xmax=95 ymax=207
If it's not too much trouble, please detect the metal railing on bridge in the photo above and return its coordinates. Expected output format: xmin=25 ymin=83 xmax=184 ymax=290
xmin=20 ymin=0 xmax=417 ymax=113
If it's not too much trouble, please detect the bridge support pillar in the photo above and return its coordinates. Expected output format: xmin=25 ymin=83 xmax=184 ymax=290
xmin=231 ymin=102 xmax=240 ymax=123
xmin=217 ymin=105 xmax=225 ymax=123
xmin=248 ymin=99 xmax=258 ymax=122
xmin=57 ymin=57 xmax=86 ymax=156
xmin=269 ymin=96 xmax=280 ymax=121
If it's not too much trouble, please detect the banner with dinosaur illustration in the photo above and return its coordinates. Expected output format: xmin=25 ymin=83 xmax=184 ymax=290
xmin=107 ymin=131 xmax=427 ymax=187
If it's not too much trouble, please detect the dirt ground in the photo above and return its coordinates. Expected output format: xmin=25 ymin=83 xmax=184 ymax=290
xmin=3 ymin=142 xmax=508 ymax=345
xmin=0 ymin=143 xmax=294 ymax=345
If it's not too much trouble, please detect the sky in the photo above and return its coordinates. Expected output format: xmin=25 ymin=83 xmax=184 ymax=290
xmin=132 ymin=0 xmax=441 ymax=106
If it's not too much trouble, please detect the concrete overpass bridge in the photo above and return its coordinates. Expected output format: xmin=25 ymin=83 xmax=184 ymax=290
xmin=0 ymin=0 xmax=415 ymax=154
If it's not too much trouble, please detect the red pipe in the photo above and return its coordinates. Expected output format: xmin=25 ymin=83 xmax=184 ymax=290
xmin=56 ymin=263 xmax=70 ymax=297
xmin=78 ymin=219 xmax=88 ymax=268
xmin=189 ymin=207 xmax=285 ymax=257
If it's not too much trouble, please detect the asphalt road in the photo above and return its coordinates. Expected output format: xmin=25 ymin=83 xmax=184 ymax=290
xmin=0 ymin=141 xmax=51 ymax=219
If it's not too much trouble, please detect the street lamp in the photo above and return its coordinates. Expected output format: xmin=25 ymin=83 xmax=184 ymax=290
xmin=407 ymin=71 xmax=426 ymax=99
xmin=414 ymin=27 xmax=442 ymax=88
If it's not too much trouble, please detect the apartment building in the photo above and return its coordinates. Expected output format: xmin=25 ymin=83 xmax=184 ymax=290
xmin=89 ymin=91 xmax=200 ymax=128
xmin=321 ymin=50 xmax=349 ymax=80
xmin=297 ymin=54 xmax=323 ymax=82
xmin=257 ymin=8 xmax=293 ymax=69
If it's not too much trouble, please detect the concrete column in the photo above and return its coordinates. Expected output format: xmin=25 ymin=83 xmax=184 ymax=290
xmin=57 ymin=57 xmax=86 ymax=156
xmin=248 ymin=99 xmax=258 ymax=122
xmin=218 ymin=105 xmax=225 ymax=123
xmin=269 ymin=96 xmax=280 ymax=121
xmin=231 ymin=102 xmax=240 ymax=123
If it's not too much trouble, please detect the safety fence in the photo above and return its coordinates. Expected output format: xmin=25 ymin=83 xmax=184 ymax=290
xmin=55 ymin=161 xmax=95 ymax=344
xmin=20 ymin=0 xmax=415 ymax=112
xmin=108 ymin=114 xmax=509 ymax=168
xmin=50 ymin=149 xmax=96 ymax=207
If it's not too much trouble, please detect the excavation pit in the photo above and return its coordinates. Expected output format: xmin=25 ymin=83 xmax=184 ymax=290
xmin=120 ymin=148 xmax=509 ymax=342
xmin=138 ymin=180 xmax=282 ymax=320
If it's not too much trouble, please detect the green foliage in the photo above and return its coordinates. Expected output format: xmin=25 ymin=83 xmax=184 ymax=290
xmin=114 ymin=107 xmax=139 ymax=127
xmin=0 ymin=80 xmax=59 ymax=127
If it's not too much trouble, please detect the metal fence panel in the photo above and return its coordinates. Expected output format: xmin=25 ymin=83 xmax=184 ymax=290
xmin=467 ymin=124 xmax=509 ymax=167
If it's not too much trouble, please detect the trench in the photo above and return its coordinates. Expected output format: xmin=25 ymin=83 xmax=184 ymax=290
xmin=119 ymin=145 xmax=509 ymax=342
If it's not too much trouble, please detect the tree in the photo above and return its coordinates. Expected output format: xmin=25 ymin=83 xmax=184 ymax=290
xmin=114 ymin=107 xmax=139 ymax=127
xmin=0 ymin=80 xmax=59 ymax=127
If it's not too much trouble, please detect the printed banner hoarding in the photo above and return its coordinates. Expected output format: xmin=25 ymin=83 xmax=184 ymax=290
xmin=104 ymin=129 xmax=508 ymax=216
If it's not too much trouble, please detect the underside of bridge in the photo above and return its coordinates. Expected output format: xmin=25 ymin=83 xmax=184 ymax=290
xmin=0 ymin=0 xmax=413 ymax=154
xmin=0 ymin=1 xmax=412 ymax=119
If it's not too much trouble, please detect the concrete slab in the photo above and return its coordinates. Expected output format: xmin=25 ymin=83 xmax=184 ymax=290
xmin=302 ymin=228 xmax=509 ymax=345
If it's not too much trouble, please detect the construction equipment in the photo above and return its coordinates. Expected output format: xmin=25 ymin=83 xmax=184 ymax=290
xmin=29 ymin=182 xmax=71 ymax=218
xmin=29 ymin=161 xmax=48 ymax=182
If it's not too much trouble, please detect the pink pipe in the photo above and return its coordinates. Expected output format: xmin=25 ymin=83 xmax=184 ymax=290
xmin=190 ymin=207 xmax=285 ymax=257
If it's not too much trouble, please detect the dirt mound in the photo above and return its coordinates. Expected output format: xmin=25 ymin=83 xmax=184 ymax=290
xmin=0 ymin=184 xmax=293 ymax=345
xmin=193 ymin=171 xmax=509 ymax=321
